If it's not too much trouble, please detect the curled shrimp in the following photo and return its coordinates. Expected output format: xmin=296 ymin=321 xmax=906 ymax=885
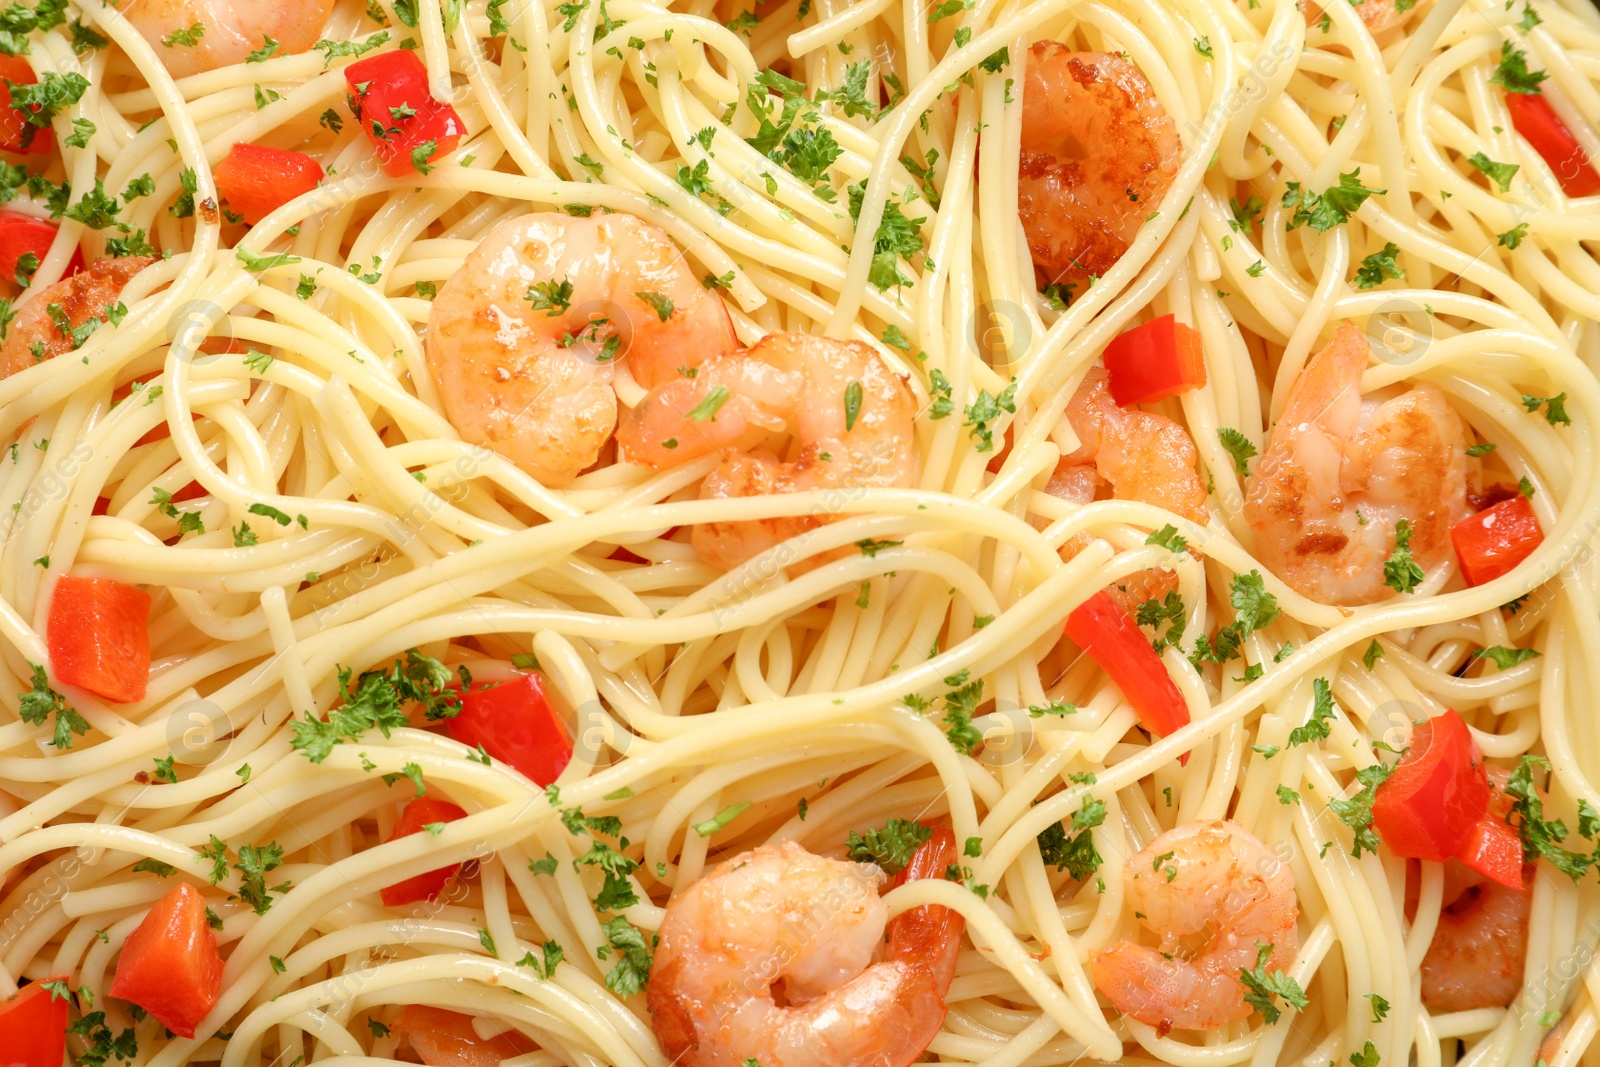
xmin=616 ymin=332 xmax=916 ymax=570
xmin=1420 ymin=769 xmax=1531 ymax=1013
xmin=115 ymin=0 xmax=337 ymax=77
xmin=1045 ymin=366 xmax=1207 ymax=611
xmin=1092 ymin=820 xmax=1299 ymax=1033
xmin=425 ymin=212 xmax=738 ymax=486
xmin=0 ymin=257 xmax=153 ymax=379
xmin=1020 ymin=42 xmax=1180 ymax=295
xmin=648 ymin=829 xmax=963 ymax=1067
xmin=1243 ymin=323 xmax=1476 ymax=606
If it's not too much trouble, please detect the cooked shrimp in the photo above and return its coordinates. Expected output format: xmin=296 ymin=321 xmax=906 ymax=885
xmin=1420 ymin=868 xmax=1530 ymax=1012
xmin=1046 ymin=366 xmax=1207 ymax=611
xmin=426 ymin=212 xmax=738 ymax=486
xmin=1420 ymin=769 xmax=1530 ymax=1013
xmin=616 ymin=332 xmax=916 ymax=570
xmin=648 ymin=828 xmax=963 ymax=1067
xmin=115 ymin=0 xmax=336 ymax=78
xmin=1092 ymin=820 xmax=1299 ymax=1033
xmin=1300 ymin=0 xmax=1417 ymax=36
xmin=1243 ymin=323 xmax=1475 ymax=605
xmin=1020 ymin=42 xmax=1180 ymax=294
xmin=391 ymin=1005 xmax=538 ymax=1067
xmin=0 ymin=257 xmax=153 ymax=379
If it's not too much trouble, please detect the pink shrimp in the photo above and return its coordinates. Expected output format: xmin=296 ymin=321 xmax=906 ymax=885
xmin=1045 ymin=366 xmax=1208 ymax=612
xmin=0 ymin=257 xmax=154 ymax=379
xmin=1020 ymin=42 xmax=1180 ymax=295
xmin=616 ymin=332 xmax=916 ymax=570
xmin=1243 ymin=323 xmax=1476 ymax=605
xmin=425 ymin=211 xmax=738 ymax=486
xmin=648 ymin=828 xmax=963 ymax=1067
xmin=1092 ymin=820 xmax=1299 ymax=1033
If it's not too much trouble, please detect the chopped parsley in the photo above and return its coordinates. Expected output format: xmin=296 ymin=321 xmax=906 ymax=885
xmin=1489 ymin=41 xmax=1547 ymax=94
xmin=18 ymin=662 xmax=89 ymax=749
xmin=1354 ymin=243 xmax=1404 ymax=289
xmin=1238 ymin=941 xmax=1308 ymax=1024
xmin=1287 ymin=677 xmax=1336 ymax=747
xmin=1521 ymin=392 xmax=1569 ymax=426
xmin=1282 ymin=170 xmax=1385 ymax=232
xmin=846 ymin=818 xmax=930 ymax=874
xmin=1382 ymin=519 xmax=1425 ymax=594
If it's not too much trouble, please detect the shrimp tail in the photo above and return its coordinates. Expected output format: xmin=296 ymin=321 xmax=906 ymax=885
xmin=888 ymin=826 xmax=965 ymax=991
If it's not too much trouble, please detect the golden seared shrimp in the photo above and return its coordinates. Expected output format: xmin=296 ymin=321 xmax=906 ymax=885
xmin=1243 ymin=323 xmax=1475 ymax=606
xmin=1092 ymin=820 xmax=1299 ymax=1033
xmin=0 ymin=257 xmax=153 ymax=379
xmin=616 ymin=332 xmax=916 ymax=570
xmin=648 ymin=829 xmax=963 ymax=1067
xmin=1045 ymin=366 xmax=1207 ymax=611
xmin=1420 ymin=768 xmax=1531 ymax=1013
xmin=426 ymin=212 xmax=738 ymax=486
xmin=115 ymin=0 xmax=336 ymax=77
xmin=1020 ymin=42 xmax=1180 ymax=294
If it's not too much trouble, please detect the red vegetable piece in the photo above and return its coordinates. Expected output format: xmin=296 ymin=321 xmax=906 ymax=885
xmin=344 ymin=51 xmax=465 ymax=178
xmin=393 ymin=1005 xmax=539 ymax=1067
xmin=1371 ymin=710 xmax=1489 ymax=862
xmin=0 ymin=54 xmax=50 ymax=156
xmin=0 ymin=977 xmax=70 ymax=1067
xmin=0 ymin=213 xmax=81 ymax=290
xmin=1103 ymin=314 xmax=1208 ymax=406
xmin=47 ymin=575 xmax=152 ymax=703
xmin=1505 ymin=93 xmax=1600 ymax=199
xmin=109 ymin=882 xmax=224 ymax=1039
xmin=1455 ymin=813 xmax=1525 ymax=890
xmin=213 ymin=143 xmax=326 ymax=225
xmin=1450 ymin=495 xmax=1543 ymax=587
xmin=447 ymin=672 xmax=572 ymax=786
xmin=380 ymin=795 xmax=469 ymax=907
xmin=1065 ymin=591 xmax=1191 ymax=741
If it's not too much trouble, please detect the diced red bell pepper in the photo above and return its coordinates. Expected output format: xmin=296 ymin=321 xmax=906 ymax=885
xmin=1065 ymin=591 xmax=1191 ymax=741
xmin=47 ymin=575 xmax=152 ymax=703
xmin=213 ymin=143 xmax=326 ymax=225
xmin=109 ymin=882 xmax=224 ymax=1039
xmin=1102 ymin=314 xmax=1208 ymax=406
xmin=447 ymin=672 xmax=572 ymax=786
xmin=393 ymin=1005 xmax=539 ymax=1067
xmin=0 ymin=977 xmax=70 ymax=1067
xmin=1371 ymin=710 xmax=1488 ymax=861
xmin=1450 ymin=495 xmax=1543 ymax=587
xmin=0 ymin=54 xmax=50 ymax=156
xmin=1505 ymin=93 xmax=1600 ymax=199
xmin=344 ymin=51 xmax=465 ymax=178
xmin=1455 ymin=812 xmax=1525 ymax=889
xmin=380 ymin=796 xmax=469 ymax=907
xmin=0 ymin=213 xmax=81 ymax=289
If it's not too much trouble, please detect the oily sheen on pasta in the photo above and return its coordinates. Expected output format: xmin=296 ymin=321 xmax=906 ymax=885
xmin=0 ymin=0 xmax=1598 ymax=1062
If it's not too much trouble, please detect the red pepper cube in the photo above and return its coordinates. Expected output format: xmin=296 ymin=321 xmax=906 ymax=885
xmin=109 ymin=882 xmax=225 ymax=1039
xmin=380 ymin=795 xmax=469 ymax=906
xmin=1505 ymin=92 xmax=1600 ymax=199
xmin=0 ymin=977 xmax=70 ymax=1067
xmin=447 ymin=671 xmax=573 ymax=786
xmin=1455 ymin=813 xmax=1526 ymax=890
xmin=1450 ymin=495 xmax=1543 ymax=587
xmin=344 ymin=51 xmax=465 ymax=178
xmin=0 ymin=212 xmax=81 ymax=289
xmin=1065 ymin=591 xmax=1190 ymax=742
xmin=47 ymin=575 xmax=152 ymax=703
xmin=1103 ymin=314 xmax=1208 ymax=406
xmin=1370 ymin=709 xmax=1488 ymax=861
xmin=0 ymin=54 xmax=50 ymax=156
xmin=213 ymin=143 xmax=326 ymax=225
